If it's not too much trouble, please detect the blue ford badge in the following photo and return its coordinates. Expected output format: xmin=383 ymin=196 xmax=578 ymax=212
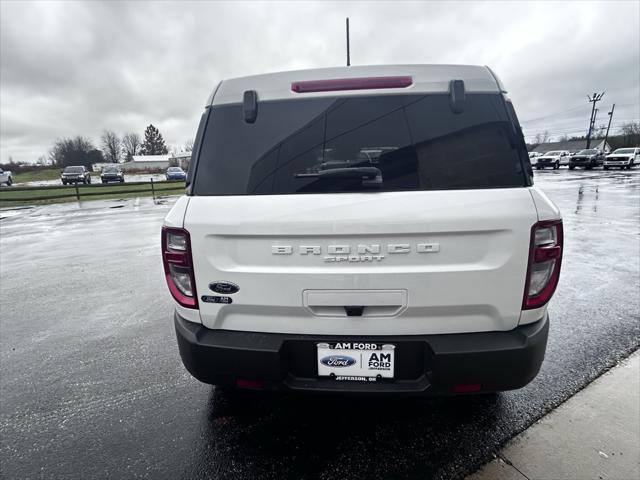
xmin=209 ymin=282 xmax=239 ymax=294
xmin=320 ymin=355 xmax=356 ymax=367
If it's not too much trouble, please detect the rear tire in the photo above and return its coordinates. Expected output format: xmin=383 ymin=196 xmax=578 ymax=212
xmin=569 ymin=166 xmax=575 ymax=170
xmin=554 ymin=162 xmax=559 ymax=170
xmin=6 ymin=178 xmax=12 ymax=186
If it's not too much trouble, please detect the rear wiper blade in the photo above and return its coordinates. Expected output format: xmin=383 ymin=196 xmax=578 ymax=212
xmin=294 ymin=166 xmax=382 ymax=185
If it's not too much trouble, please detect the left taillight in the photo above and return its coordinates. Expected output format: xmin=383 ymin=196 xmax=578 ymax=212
xmin=523 ymin=220 xmax=563 ymax=310
xmin=161 ymin=226 xmax=198 ymax=309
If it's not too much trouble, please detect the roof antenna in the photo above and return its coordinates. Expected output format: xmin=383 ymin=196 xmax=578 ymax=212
xmin=346 ymin=17 xmax=351 ymax=66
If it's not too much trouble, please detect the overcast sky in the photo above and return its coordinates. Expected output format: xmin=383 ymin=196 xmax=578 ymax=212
xmin=1 ymin=0 xmax=639 ymax=163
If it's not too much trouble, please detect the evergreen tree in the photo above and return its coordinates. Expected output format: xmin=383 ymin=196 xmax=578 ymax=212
xmin=140 ymin=124 xmax=168 ymax=155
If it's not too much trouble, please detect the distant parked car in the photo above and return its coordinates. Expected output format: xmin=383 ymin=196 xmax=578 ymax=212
xmin=0 ymin=168 xmax=13 ymax=186
xmin=528 ymin=152 xmax=543 ymax=165
xmin=61 ymin=166 xmax=91 ymax=185
xmin=166 ymin=167 xmax=186 ymax=181
xmin=535 ymin=150 xmax=570 ymax=169
xmin=603 ymin=147 xmax=640 ymax=170
xmin=569 ymin=149 xmax=604 ymax=170
xmin=101 ymin=166 xmax=125 ymax=183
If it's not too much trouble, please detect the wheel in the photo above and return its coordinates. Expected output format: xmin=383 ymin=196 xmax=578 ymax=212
xmin=626 ymin=165 xmax=632 ymax=170
xmin=586 ymin=166 xmax=593 ymax=170
xmin=554 ymin=161 xmax=559 ymax=170
xmin=120 ymin=179 xmax=125 ymax=183
xmin=604 ymin=166 xmax=609 ymax=170
xmin=87 ymin=177 xmax=91 ymax=184
xmin=569 ymin=166 xmax=575 ymax=170
xmin=536 ymin=166 xmax=542 ymax=170
xmin=6 ymin=177 xmax=12 ymax=186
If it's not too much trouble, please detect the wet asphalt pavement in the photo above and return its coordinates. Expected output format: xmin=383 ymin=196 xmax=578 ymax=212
xmin=1 ymin=169 xmax=639 ymax=480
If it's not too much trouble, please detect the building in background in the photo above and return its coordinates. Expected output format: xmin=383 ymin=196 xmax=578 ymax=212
xmin=530 ymin=139 xmax=611 ymax=154
xmin=119 ymin=154 xmax=171 ymax=171
xmin=170 ymin=152 xmax=192 ymax=170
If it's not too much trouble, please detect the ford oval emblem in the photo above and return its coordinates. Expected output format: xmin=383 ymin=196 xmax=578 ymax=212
xmin=320 ymin=355 xmax=356 ymax=368
xmin=209 ymin=282 xmax=239 ymax=294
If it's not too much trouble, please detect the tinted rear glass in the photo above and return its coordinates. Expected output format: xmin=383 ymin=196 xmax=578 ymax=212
xmin=64 ymin=167 xmax=84 ymax=173
xmin=193 ymin=93 xmax=528 ymax=195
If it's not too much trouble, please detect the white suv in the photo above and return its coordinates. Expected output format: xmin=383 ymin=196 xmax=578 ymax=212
xmin=604 ymin=147 xmax=639 ymax=170
xmin=162 ymin=65 xmax=563 ymax=395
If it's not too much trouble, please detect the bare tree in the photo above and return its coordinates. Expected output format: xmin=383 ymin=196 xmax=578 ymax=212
xmin=184 ymin=138 xmax=194 ymax=152
xmin=122 ymin=132 xmax=141 ymax=162
xmin=621 ymin=121 xmax=640 ymax=136
xmin=49 ymin=136 xmax=97 ymax=168
xmin=101 ymin=130 xmax=121 ymax=163
xmin=620 ymin=121 xmax=640 ymax=147
xmin=541 ymin=130 xmax=550 ymax=143
xmin=534 ymin=133 xmax=542 ymax=145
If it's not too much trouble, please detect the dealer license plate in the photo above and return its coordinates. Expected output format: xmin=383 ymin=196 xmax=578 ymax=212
xmin=317 ymin=342 xmax=395 ymax=381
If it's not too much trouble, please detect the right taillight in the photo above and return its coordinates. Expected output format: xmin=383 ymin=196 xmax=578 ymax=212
xmin=523 ymin=220 xmax=563 ymax=310
xmin=162 ymin=227 xmax=198 ymax=309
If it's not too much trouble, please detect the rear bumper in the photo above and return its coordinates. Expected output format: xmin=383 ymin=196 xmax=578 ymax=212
xmin=174 ymin=312 xmax=549 ymax=395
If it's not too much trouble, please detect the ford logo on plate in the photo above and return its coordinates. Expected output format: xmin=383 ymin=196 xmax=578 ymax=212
xmin=320 ymin=355 xmax=356 ymax=367
xmin=209 ymin=282 xmax=239 ymax=294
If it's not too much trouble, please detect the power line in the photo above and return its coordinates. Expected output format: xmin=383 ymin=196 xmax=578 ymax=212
xmin=520 ymin=104 xmax=590 ymax=124
xmin=522 ymin=120 xmax=637 ymax=137
xmin=520 ymin=102 xmax=639 ymax=125
xmin=522 ymin=121 xmax=637 ymax=140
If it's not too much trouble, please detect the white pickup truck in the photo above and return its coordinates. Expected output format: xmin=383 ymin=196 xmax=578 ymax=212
xmin=0 ymin=168 xmax=13 ymax=186
xmin=162 ymin=64 xmax=563 ymax=396
xmin=603 ymin=147 xmax=639 ymax=170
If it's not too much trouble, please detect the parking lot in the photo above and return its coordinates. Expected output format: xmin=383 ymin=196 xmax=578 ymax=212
xmin=0 ymin=169 xmax=638 ymax=479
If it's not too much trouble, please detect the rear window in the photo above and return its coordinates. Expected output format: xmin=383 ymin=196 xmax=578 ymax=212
xmin=64 ymin=167 xmax=84 ymax=173
xmin=193 ymin=93 xmax=528 ymax=195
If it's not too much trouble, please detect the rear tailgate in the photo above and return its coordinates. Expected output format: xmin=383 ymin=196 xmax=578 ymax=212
xmin=184 ymin=188 xmax=537 ymax=335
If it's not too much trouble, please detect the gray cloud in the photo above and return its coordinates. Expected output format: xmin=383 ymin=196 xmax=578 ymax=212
xmin=1 ymin=0 xmax=638 ymax=162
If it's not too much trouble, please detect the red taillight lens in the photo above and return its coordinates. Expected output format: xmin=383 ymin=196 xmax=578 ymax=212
xmin=452 ymin=383 xmax=482 ymax=393
xmin=236 ymin=378 xmax=265 ymax=390
xmin=523 ymin=220 xmax=563 ymax=310
xmin=162 ymin=226 xmax=198 ymax=309
xmin=291 ymin=76 xmax=413 ymax=93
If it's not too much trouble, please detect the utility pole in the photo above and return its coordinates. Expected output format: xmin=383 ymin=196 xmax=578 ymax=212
xmin=346 ymin=17 xmax=351 ymax=66
xmin=586 ymin=92 xmax=605 ymax=148
xmin=603 ymin=104 xmax=615 ymax=150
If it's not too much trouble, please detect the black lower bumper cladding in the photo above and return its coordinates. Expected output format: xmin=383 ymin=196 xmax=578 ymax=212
xmin=174 ymin=312 xmax=549 ymax=395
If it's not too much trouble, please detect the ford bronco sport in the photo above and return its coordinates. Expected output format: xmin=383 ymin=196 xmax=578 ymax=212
xmin=162 ymin=65 xmax=563 ymax=395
